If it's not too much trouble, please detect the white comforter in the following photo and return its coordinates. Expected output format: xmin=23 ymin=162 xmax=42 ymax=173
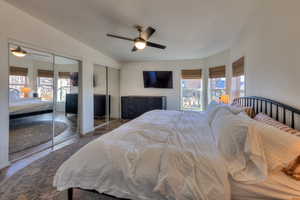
xmin=9 ymin=98 xmax=53 ymax=115
xmin=53 ymin=110 xmax=230 ymax=200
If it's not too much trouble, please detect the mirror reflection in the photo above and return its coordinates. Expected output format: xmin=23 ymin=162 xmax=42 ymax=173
xmin=8 ymin=44 xmax=81 ymax=161
xmin=9 ymin=45 xmax=54 ymax=160
xmin=53 ymin=56 xmax=80 ymax=145
xmin=93 ymin=65 xmax=108 ymax=127
xmin=93 ymin=65 xmax=121 ymax=128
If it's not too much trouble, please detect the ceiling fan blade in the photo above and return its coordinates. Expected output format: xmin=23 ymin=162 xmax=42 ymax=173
xmin=146 ymin=41 xmax=166 ymax=49
xmin=132 ymin=46 xmax=138 ymax=52
xmin=141 ymin=27 xmax=156 ymax=40
xmin=106 ymin=34 xmax=134 ymax=41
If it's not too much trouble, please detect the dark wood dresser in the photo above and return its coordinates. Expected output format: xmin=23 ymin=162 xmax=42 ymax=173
xmin=65 ymin=93 xmax=110 ymax=117
xmin=121 ymin=96 xmax=167 ymax=119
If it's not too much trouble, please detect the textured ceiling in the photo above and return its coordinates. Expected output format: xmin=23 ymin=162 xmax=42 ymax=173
xmin=6 ymin=0 xmax=259 ymax=62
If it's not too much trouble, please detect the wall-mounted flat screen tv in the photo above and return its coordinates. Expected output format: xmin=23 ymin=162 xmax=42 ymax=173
xmin=70 ymin=72 xmax=79 ymax=87
xmin=143 ymin=71 xmax=173 ymax=89
xmin=70 ymin=72 xmax=96 ymax=87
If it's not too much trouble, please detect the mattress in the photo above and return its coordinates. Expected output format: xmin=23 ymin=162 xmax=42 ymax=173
xmin=231 ymin=171 xmax=300 ymax=200
xmin=9 ymin=98 xmax=53 ymax=115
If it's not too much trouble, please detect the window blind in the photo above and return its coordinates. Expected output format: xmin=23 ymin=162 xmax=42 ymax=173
xmin=209 ymin=65 xmax=226 ymax=78
xmin=10 ymin=66 xmax=28 ymax=76
xmin=181 ymin=69 xmax=202 ymax=79
xmin=38 ymin=69 xmax=54 ymax=78
xmin=58 ymin=72 xmax=71 ymax=79
xmin=232 ymin=57 xmax=244 ymax=77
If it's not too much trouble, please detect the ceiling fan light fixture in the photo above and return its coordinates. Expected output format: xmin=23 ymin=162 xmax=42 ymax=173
xmin=134 ymin=38 xmax=146 ymax=50
xmin=11 ymin=46 xmax=27 ymax=57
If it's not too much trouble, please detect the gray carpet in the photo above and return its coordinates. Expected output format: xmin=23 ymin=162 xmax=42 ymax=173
xmin=10 ymin=120 xmax=68 ymax=154
xmin=0 ymin=120 xmax=126 ymax=200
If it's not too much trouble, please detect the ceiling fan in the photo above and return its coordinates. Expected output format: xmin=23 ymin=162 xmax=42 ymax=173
xmin=107 ymin=25 xmax=166 ymax=52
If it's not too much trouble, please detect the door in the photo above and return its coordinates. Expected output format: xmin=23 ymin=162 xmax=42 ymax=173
xmin=53 ymin=56 xmax=81 ymax=146
xmin=8 ymin=44 xmax=55 ymax=161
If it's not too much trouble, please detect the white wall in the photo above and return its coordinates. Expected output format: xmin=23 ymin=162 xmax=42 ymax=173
xmin=121 ymin=50 xmax=230 ymax=110
xmin=0 ymin=0 xmax=120 ymax=169
xmin=230 ymin=0 xmax=300 ymax=109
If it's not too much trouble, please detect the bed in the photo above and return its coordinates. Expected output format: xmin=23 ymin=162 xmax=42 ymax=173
xmin=53 ymin=96 xmax=300 ymax=200
xmin=9 ymin=89 xmax=53 ymax=119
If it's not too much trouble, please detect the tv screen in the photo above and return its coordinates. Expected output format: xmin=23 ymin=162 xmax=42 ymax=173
xmin=70 ymin=72 xmax=96 ymax=87
xmin=70 ymin=72 xmax=79 ymax=87
xmin=143 ymin=71 xmax=173 ymax=88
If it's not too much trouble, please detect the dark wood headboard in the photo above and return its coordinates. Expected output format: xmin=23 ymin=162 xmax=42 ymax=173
xmin=233 ymin=96 xmax=300 ymax=129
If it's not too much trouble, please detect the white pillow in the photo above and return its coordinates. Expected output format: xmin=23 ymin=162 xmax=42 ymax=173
xmin=211 ymin=109 xmax=267 ymax=183
xmin=254 ymin=122 xmax=300 ymax=171
xmin=9 ymin=90 xmax=20 ymax=102
xmin=206 ymin=104 xmax=244 ymax=124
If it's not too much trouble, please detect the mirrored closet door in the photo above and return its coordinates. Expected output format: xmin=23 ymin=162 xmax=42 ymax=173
xmin=53 ymin=56 xmax=80 ymax=146
xmin=8 ymin=44 xmax=81 ymax=161
xmin=9 ymin=44 xmax=54 ymax=161
xmin=108 ymin=67 xmax=120 ymax=122
xmin=93 ymin=65 xmax=108 ymax=127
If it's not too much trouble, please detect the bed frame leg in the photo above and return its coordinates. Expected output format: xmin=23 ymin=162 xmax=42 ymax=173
xmin=68 ymin=188 xmax=73 ymax=200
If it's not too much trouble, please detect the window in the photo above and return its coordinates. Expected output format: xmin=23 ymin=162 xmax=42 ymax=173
xmin=181 ymin=69 xmax=203 ymax=111
xmin=208 ymin=65 xmax=226 ymax=103
xmin=232 ymin=75 xmax=245 ymax=99
xmin=57 ymin=78 xmax=71 ymax=102
xmin=9 ymin=66 xmax=28 ymax=97
xmin=37 ymin=77 xmax=53 ymax=101
xmin=232 ymin=57 xmax=245 ymax=99
xmin=9 ymin=75 xmax=27 ymax=96
xmin=181 ymin=79 xmax=203 ymax=111
xmin=208 ymin=77 xmax=226 ymax=103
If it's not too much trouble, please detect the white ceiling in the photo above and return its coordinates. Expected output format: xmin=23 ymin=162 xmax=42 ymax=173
xmin=6 ymin=0 xmax=259 ymax=62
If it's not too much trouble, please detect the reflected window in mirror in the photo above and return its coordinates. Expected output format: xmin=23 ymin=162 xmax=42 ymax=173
xmin=9 ymin=75 xmax=28 ymax=97
xmin=57 ymin=77 xmax=71 ymax=102
xmin=37 ymin=76 xmax=53 ymax=101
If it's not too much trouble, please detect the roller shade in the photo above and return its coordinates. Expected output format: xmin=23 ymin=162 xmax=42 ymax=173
xmin=209 ymin=65 xmax=226 ymax=78
xmin=181 ymin=69 xmax=202 ymax=79
xmin=38 ymin=69 xmax=54 ymax=78
xmin=10 ymin=66 xmax=28 ymax=76
xmin=58 ymin=72 xmax=71 ymax=79
xmin=232 ymin=57 xmax=245 ymax=77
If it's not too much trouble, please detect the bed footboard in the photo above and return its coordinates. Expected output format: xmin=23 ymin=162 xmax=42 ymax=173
xmin=68 ymin=188 xmax=73 ymax=200
xmin=67 ymin=187 xmax=130 ymax=200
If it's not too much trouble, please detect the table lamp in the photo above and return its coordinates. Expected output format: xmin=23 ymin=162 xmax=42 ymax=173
xmin=220 ymin=94 xmax=230 ymax=104
xmin=21 ymin=87 xmax=31 ymax=98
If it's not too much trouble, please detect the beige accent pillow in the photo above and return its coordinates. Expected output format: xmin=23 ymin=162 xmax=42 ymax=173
xmin=254 ymin=122 xmax=300 ymax=172
xmin=254 ymin=113 xmax=300 ymax=135
xmin=254 ymin=113 xmax=300 ymax=179
xmin=282 ymin=156 xmax=300 ymax=180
